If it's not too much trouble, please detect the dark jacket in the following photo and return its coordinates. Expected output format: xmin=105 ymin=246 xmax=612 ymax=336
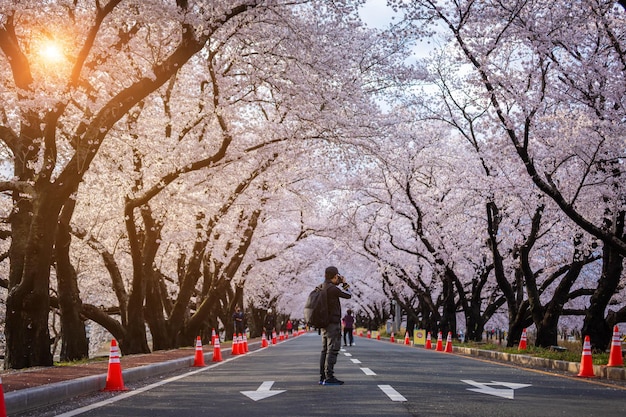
xmin=323 ymin=280 xmax=352 ymax=324
xmin=342 ymin=313 xmax=355 ymax=329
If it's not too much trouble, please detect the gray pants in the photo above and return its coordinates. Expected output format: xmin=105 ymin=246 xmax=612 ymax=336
xmin=320 ymin=322 xmax=342 ymax=379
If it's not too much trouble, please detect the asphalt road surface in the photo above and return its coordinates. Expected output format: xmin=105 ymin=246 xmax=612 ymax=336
xmin=32 ymin=333 xmax=626 ymax=417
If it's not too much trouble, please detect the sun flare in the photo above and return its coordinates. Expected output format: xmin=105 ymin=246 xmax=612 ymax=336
xmin=38 ymin=40 xmax=64 ymax=63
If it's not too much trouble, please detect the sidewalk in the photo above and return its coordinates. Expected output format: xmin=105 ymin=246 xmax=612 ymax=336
xmin=1 ymin=340 xmax=244 ymax=415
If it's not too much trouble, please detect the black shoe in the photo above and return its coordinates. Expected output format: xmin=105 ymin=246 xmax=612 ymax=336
xmin=319 ymin=377 xmax=325 ymax=385
xmin=323 ymin=377 xmax=344 ymax=385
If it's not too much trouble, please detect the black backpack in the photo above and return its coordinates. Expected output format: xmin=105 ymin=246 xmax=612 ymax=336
xmin=304 ymin=284 xmax=329 ymax=328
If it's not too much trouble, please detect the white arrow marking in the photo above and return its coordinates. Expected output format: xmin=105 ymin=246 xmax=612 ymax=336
xmin=461 ymin=380 xmax=531 ymax=400
xmin=378 ymin=385 xmax=407 ymax=402
xmin=241 ymin=381 xmax=286 ymax=401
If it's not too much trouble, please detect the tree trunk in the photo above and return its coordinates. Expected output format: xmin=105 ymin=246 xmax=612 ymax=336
xmin=582 ymin=211 xmax=624 ymax=351
xmin=5 ymin=196 xmax=59 ymax=369
xmin=438 ymin=271 xmax=457 ymax=336
xmin=464 ymin=304 xmax=486 ymax=342
xmin=145 ymin=269 xmax=174 ymax=351
xmin=122 ymin=288 xmax=150 ymax=354
xmin=55 ymin=202 xmax=89 ymax=361
xmin=535 ymin=312 xmax=559 ymax=347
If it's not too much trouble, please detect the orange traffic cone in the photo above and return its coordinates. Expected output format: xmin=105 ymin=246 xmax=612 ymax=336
xmin=390 ymin=332 xmax=395 ymax=343
xmin=518 ymin=328 xmax=527 ymax=350
xmin=435 ymin=331 xmax=443 ymax=351
xmin=261 ymin=332 xmax=269 ymax=348
xmin=607 ymin=325 xmax=624 ymax=367
xmin=237 ymin=334 xmax=244 ymax=352
xmin=211 ymin=328 xmax=217 ymax=345
xmin=272 ymin=331 xmax=277 ymax=345
xmin=377 ymin=333 xmax=381 ymax=340
xmin=425 ymin=332 xmax=432 ymax=349
xmin=243 ymin=333 xmax=249 ymax=353
xmin=193 ymin=336 xmax=206 ymax=367
xmin=368 ymin=330 xmax=372 ymax=339
xmin=232 ymin=333 xmax=240 ymax=355
xmin=577 ymin=335 xmax=595 ymax=377
xmin=103 ymin=339 xmax=127 ymax=391
xmin=444 ymin=332 xmax=453 ymax=352
xmin=0 ymin=376 xmax=7 ymax=417
xmin=212 ymin=338 xmax=223 ymax=362
xmin=279 ymin=331 xmax=284 ymax=341
xmin=404 ymin=332 xmax=410 ymax=345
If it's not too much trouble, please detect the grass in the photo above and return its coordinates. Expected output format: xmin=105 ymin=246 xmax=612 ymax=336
xmin=54 ymin=356 xmax=108 ymax=366
xmin=369 ymin=327 xmax=619 ymax=367
xmin=458 ymin=340 xmax=613 ymax=366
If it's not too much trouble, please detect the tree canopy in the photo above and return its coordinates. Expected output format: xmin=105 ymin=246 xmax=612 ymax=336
xmin=0 ymin=0 xmax=624 ymax=368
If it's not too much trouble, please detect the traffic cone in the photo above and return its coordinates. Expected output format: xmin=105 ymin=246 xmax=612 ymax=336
xmin=0 ymin=376 xmax=7 ymax=417
xmin=243 ymin=333 xmax=249 ymax=353
xmin=518 ymin=328 xmax=527 ymax=350
xmin=577 ymin=335 xmax=595 ymax=377
xmin=279 ymin=331 xmax=284 ymax=341
xmin=390 ymin=332 xmax=395 ymax=343
xmin=377 ymin=333 xmax=381 ymax=340
xmin=211 ymin=328 xmax=217 ymax=345
xmin=261 ymin=332 xmax=269 ymax=348
xmin=367 ymin=330 xmax=372 ymax=339
xmin=103 ymin=339 xmax=127 ymax=391
xmin=435 ymin=332 xmax=443 ymax=351
xmin=272 ymin=331 xmax=277 ymax=345
xmin=607 ymin=325 xmax=624 ymax=367
xmin=425 ymin=332 xmax=432 ymax=349
xmin=237 ymin=334 xmax=244 ymax=352
xmin=193 ymin=336 xmax=206 ymax=367
xmin=212 ymin=338 xmax=223 ymax=362
xmin=404 ymin=332 xmax=410 ymax=345
xmin=232 ymin=333 xmax=240 ymax=355
xmin=444 ymin=332 xmax=453 ymax=352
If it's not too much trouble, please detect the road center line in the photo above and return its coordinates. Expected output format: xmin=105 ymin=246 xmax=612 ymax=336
xmin=361 ymin=367 xmax=376 ymax=375
xmin=378 ymin=385 xmax=407 ymax=402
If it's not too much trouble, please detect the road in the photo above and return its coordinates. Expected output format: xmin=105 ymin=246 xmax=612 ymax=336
xmin=39 ymin=333 xmax=626 ymax=416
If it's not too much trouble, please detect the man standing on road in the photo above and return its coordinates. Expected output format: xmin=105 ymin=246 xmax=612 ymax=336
xmin=232 ymin=306 xmax=245 ymax=335
xmin=320 ymin=266 xmax=352 ymax=385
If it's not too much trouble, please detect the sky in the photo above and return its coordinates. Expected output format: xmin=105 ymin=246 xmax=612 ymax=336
xmin=358 ymin=1 xmax=436 ymax=60
xmin=359 ymin=0 xmax=397 ymax=29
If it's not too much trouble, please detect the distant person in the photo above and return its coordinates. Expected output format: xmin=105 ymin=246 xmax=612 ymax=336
xmin=264 ymin=309 xmax=276 ymax=337
xmin=319 ymin=266 xmax=352 ymax=385
xmin=232 ymin=306 xmax=244 ymax=335
xmin=342 ymin=309 xmax=355 ymax=347
xmin=286 ymin=319 xmax=293 ymax=335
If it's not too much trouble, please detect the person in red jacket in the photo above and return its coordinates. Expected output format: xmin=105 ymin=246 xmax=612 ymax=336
xmin=319 ymin=266 xmax=352 ymax=386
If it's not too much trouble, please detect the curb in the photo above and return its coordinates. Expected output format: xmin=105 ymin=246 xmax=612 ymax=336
xmin=4 ymin=354 xmax=199 ymax=415
xmin=454 ymin=346 xmax=626 ymax=381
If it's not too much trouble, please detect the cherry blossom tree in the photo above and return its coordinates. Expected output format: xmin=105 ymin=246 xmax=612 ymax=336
xmin=0 ymin=0 xmax=408 ymax=363
xmin=0 ymin=0 xmax=307 ymax=369
xmin=391 ymin=0 xmax=625 ymax=350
